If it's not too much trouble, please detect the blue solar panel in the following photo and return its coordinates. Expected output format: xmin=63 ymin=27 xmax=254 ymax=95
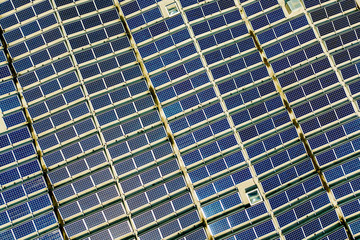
xmin=2 ymin=0 xmax=360 ymax=239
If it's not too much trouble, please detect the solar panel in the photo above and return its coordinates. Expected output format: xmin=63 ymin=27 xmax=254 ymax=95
xmin=1 ymin=0 xmax=360 ymax=239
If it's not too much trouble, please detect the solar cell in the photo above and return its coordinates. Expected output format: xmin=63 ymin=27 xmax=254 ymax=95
xmin=2 ymin=0 xmax=360 ymax=239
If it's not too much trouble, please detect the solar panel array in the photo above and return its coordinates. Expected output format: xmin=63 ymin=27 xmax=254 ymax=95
xmin=1 ymin=0 xmax=360 ymax=239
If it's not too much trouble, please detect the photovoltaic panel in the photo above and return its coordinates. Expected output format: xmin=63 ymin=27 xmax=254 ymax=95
xmin=1 ymin=0 xmax=360 ymax=239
